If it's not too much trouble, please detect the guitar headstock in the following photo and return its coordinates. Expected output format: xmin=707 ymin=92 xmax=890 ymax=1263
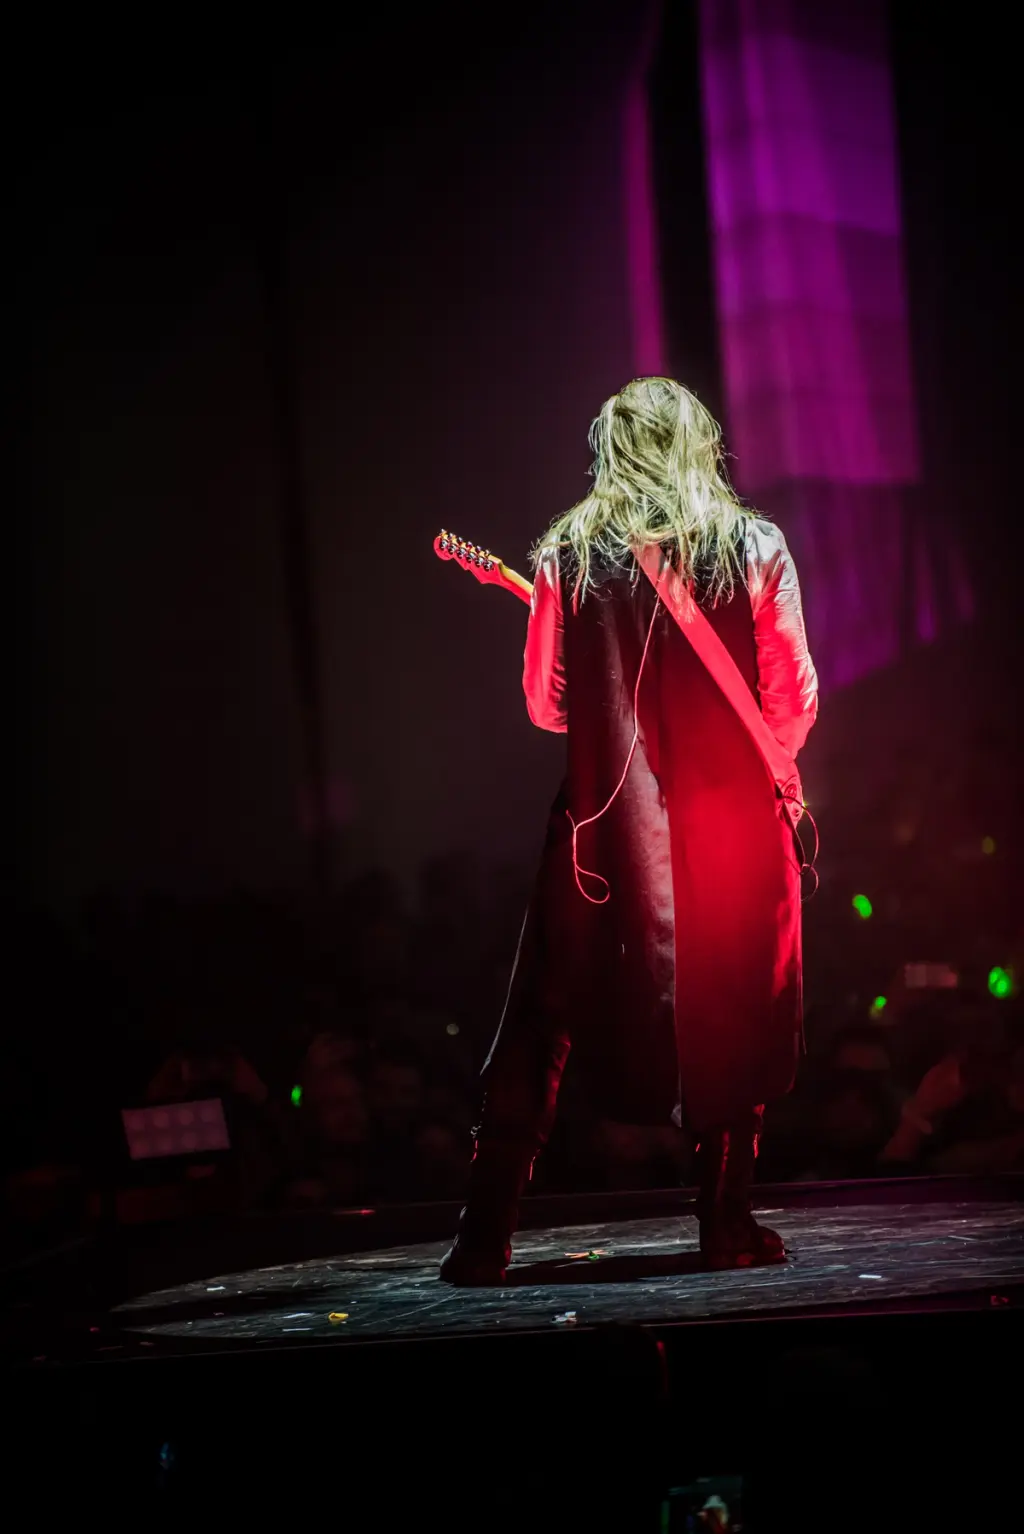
xmin=433 ymin=530 xmax=505 ymax=587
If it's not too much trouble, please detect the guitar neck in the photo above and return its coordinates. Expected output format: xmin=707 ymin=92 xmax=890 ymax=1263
xmin=499 ymin=563 xmax=534 ymax=603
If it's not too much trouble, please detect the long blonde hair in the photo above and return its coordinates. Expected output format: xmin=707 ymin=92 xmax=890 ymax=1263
xmin=535 ymin=377 xmax=752 ymax=605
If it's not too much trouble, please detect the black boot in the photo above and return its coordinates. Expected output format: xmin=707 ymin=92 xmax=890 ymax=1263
xmin=439 ymin=1137 xmax=536 ymax=1286
xmin=694 ymin=1109 xmax=785 ymax=1270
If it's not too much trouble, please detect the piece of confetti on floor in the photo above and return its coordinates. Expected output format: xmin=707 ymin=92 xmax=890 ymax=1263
xmin=327 ymin=1312 xmax=350 ymax=1324
xmin=553 ymin=1311 xmax=577 ymax=1325
xmin=565 ymin=1249 xmax=607 ymax=1260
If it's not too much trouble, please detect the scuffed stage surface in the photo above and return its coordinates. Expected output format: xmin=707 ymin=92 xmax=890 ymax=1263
xmin=115 ymin=1198 xmax=1024 ymax=1345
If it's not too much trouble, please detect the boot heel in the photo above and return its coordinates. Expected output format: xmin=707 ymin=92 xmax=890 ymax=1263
xmin=438 ymin=1137 xmax=535 ymax=1287
xmin=694 ymin=1115 xmax=787 ymax=1270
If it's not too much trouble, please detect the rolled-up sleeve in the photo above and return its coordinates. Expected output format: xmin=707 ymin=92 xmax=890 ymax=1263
xmin=747 ymin=522 xmax=818 ymax=758
xmin=522 ymin=550 xmax=567 ymax=732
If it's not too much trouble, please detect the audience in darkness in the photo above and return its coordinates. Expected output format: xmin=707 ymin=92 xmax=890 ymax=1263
xmin=2 ymin=798 xmax=1021 ymax=1237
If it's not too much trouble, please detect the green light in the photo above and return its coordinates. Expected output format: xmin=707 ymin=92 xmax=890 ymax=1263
xmin=988 ymin=966 xmax=1013 ymax=1000
xmin=290 ymin=1084 xmax=302 ymax=1107
xmin=982 ymin=836 xmax=996 ymax=856
xmin=871 ymin=995 xmax=887 ymax=1013
xmin=852 ymin=894 xmax=873 ymax=920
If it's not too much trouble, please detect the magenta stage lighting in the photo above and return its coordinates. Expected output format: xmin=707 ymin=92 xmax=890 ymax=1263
xmin=697 ymin=0 xmax=973 ymax=690
xmin=121 ymin=1099 xmax=230 ymax=1162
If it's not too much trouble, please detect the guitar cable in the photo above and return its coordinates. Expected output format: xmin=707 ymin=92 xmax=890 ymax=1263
xmin=567 ymin=595 xmax=662 ymax=905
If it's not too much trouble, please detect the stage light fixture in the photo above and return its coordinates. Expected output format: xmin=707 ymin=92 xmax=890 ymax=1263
xmin=852 ymin=894 xmax=873 ymax=920
xmin=291 ymin=1085 xmax=303 ymax=1106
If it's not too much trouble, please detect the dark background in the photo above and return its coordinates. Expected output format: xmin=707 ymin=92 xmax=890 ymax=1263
xmin=17 ymin=2 xmax=1019 ymax=909
xmin=19 ymin=3 xmax=648 ymax=905
xmin=10 ymin=3 xmax=1021 ymax=1190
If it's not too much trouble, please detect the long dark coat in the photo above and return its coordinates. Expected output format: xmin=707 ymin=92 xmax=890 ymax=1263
xmin=493 ymin=548 xmax=809 ymax=1132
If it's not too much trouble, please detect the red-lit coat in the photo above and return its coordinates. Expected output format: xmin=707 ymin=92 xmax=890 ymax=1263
xmin=502 ymin=520 xmax=818 ymax=1130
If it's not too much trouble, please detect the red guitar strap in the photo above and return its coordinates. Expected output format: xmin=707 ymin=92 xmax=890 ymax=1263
xmin=635 ymin=544 xmax=804 ymax=831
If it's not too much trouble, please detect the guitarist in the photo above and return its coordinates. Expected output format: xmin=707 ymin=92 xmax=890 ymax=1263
xmin=440 ymin=377 xmax=818 ymax=1282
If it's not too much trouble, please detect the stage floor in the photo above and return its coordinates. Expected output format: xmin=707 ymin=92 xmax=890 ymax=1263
xmin=114 ymin=1193 xmax=1024 ymax=1347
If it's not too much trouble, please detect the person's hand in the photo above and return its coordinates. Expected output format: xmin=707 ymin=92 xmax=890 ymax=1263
xmin=226 ymin=1052 xmax=269 ymax=1106
xmin=907 ymin=1053 xmax=966 ymax=1121
xmin=881 ymin=1052 xmax=965 ymax=1164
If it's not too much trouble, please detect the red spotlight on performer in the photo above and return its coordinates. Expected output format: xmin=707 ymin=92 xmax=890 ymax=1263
xmin=435 ymin=378 xmax=818 ymax=1283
